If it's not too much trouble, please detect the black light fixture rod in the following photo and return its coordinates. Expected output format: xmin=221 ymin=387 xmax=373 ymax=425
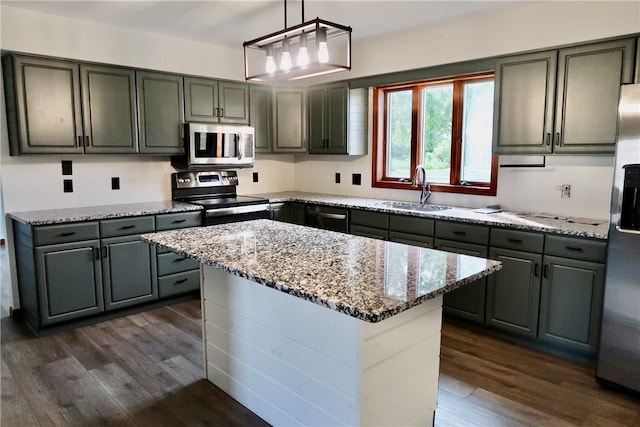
xmin=301 ymin=0 xmax=305 ymax=23
xmin=284 ymin=0 xmax=287 ymax=29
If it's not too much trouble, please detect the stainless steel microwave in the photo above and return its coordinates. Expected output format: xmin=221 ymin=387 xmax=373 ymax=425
xmin=171 ymin=123 xmax=255 ymax=170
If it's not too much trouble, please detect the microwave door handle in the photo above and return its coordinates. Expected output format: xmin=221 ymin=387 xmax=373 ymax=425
xmin=237 ymin=133 xmax=243 ymax=160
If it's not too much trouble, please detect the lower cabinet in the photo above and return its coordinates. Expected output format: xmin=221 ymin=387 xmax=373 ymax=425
xmin=35 ymin=240 xmax=104 ymax=325
xmin=350 ymin=209 xmax=389 ymax=240
xmin=156 ymin=249 xmax=200 ymax=298
xmin=102 ymin=235 xmax=157 ymax=310
xmin=538 ymin=255 xmax=605 ymax=355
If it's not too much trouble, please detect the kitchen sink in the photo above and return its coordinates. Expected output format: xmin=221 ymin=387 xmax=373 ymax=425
xmin=382 ymin=201 xmax=451 ymax=212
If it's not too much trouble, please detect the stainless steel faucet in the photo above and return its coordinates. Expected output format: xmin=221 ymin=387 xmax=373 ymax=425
xmin=412 ymin=165 xmax=431 ymax=205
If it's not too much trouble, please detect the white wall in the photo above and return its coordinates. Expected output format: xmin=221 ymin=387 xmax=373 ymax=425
xmin=295 ymin=1 xmax=640 ymax=219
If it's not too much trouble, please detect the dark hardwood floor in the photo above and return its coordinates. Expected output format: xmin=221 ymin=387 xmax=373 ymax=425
xmin=1 ymin=245 xmax=638 ymax=426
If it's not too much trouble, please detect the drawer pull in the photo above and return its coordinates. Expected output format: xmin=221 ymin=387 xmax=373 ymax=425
xmin=565 ymin=246 xmax=583 ymax=252
xmin=453 ymin=231 xmax=467 ymax=236
xmin=172 ymin=219 xmax=187 ymax=224
xmin=534 ymin=263 xmax=540 ymax=277
xmin=543 ymin=264 xmax=549 ymax=278
xmin=59 ymin=231 xmax=76 ymax=237
xmin=174 ymin=278 xmax=189 ymax=285
xmin=120 ymin=225 xmax=136 ymax=230
xmin=173 ymin=257 xmax=187 ymax=262
xmin=93 ymin=247 xmax=100 ymax=260
xmin=507 ymin=238 xmax=523 ymax=243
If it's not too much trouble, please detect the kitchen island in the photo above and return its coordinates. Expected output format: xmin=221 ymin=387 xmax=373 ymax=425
xmin=141 ymin=219 xmax=501 ymax=426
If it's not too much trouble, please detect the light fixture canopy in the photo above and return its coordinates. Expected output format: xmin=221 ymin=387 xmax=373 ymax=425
xmin=243 ymin=3 xmax=352 ymax=82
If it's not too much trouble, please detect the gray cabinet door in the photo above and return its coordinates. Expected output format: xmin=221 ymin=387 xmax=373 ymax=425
xmin=326 ymin=84 xmax=348 ymax=154
xmin=554 ymin=38 xmax=636 ymax=154
xmin=4 ymin=56 xmax=83 ymax=155
xmin=486 ymin=247 xmax=542 ymax=337
xmin=492 ymin=51 xmax=556 ymax=154
xmin=435 ymin=239 xmax=488 ymax=323
xmin=35 ymin=240 xmax=103 ymax=325
xmin=539 ymin=255 xmax=605 ymax=355
xmin=250 ymin=85 xmax=273 ymax=152
xmin=219 ymin=81 xmax=249 ymax=124
xmin=184 ymin=76 xmax=218 ymax=123
xmin=308 ymin=87 xmax=327 ymax=153
xmin=80 ymin=64 xmax=138 ymax=154
xmin=137 ymin=71 xmax=185 ymax=154
xmin=273 ymin=89 xmax=307 ymax=153
xmin=102 ymin=235 xmax=157 ymax=310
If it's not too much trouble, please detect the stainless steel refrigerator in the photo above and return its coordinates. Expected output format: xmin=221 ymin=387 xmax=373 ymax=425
xmin=596 ymin=83 xmax=640 ymax=393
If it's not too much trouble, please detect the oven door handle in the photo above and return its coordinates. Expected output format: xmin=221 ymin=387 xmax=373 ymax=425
xmin=205 ymin=204 xmax=270 ymax=218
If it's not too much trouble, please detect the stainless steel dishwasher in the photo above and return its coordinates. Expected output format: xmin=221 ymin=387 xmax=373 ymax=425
xmin=305 ymin=204 xmax=349 ymax=233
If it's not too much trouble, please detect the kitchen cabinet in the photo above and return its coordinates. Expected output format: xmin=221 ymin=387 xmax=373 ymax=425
xmin=3 ymin=56 xmax=138 ymax=155
xmin=305 ymin=204 xmax=349 ymax=233
xmin=350 ymin=209 xmax=389 ymax=240
xmin=100 ymin=217 xmax=157 ymax=310
xmin=273 ymin=88 xmax=307 ymax=153
xmin=308 ymin=84 xmax=368 ymax=155
xmin=388 ymin=215 xmax=434 ymax=248
xmin=486 ymin=229 xmax=544 ymax=338
xmin=493 ymin=37 xmax=636 ymax=155
xmin=269 ymin=202 xmax=306 ymax=225
xmin=250 ymin=85 xmax=273 ymax=153
xmin=538 ymin=236 xmax=606 ymax=357
xmin=435 ymin=222 xmax=490 ymax=324
xmin=184 ymin=77 xmax=249 ymax=124
xmin=136 ymin=71 xmax=185 ymax=154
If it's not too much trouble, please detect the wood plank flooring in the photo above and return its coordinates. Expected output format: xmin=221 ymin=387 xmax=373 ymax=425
xmin=1 ymin=245 xmax=639 ymax=426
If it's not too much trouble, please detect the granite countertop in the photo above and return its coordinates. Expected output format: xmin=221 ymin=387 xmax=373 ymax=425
xmin=8 ymin=201 xmax=202 ymax=226
xmin=255 ymin=191 xmax=609 ymax=240
xmin=141 ymin=219 xmax=501 ymax=323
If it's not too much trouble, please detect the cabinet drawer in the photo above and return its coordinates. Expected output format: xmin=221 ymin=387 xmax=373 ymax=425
xmin=544 ymin=235 xmax=607 ymax=263
xmin=491 ymin=228 xmax=544 ymax=253
xmin=389 ymin=215 xmax=434 ymax=236
xmin=158 ymin=270 xmax=200 ymax=298
xmin=435 ymin=222 xmax=489 ymax=245
xmin=388 ymin=231 xmax=433 ymax=248
xmin=157 ymin=252 xmax=200 ymax=276
xmin=100 ymin=216 xmax=155 ymax=238
xmin=156 ymin=211 xmax=202 ymax=231
xmin=33 ymin=222 xmax=99 ymax=246
xmin=350 ymin=224 xmax=388 ymax=241
xmin=350 ymin=209 xmax=389 ymax=229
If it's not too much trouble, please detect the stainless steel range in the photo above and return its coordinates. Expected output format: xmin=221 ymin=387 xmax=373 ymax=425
xmin=171 ymin=171 xmax=270 ymax=225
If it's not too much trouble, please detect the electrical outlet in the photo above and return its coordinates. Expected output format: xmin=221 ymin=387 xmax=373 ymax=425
xmin=63 ymin=179 xmax=73 ymax=193
xmin=335 ymin=173 xmax=341 ymax=184
xmin=252 ymin=172 xmax=259 ymax=183
xmin=111 ymin=177 xmax=120 ymax=190
xmin=561 ymin=184 xmax=571 ymax=198
xmin=352 ymin=173 xmax=361 ymax=186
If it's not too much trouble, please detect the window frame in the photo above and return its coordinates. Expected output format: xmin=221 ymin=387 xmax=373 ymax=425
xmin=372 ymin=72 xmax=498 ymax=196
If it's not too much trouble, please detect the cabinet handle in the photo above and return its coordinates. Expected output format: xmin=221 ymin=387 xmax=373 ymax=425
xmin=59 ymin=231 xmax=76 ymax=237
xmin=172 ymin=219 xmax=187 ymax=224
xmin=93 ymin=247 xmax=100 ymax=260
xmin=534 ymin=263 xmax=540 ymax=277
xmin=453 ymin=231 xmax=467 ymax=236
xmin=214 ymin=107 xmax=219 ymax=117
xmin=85 ymin=136 xmax=90 ymax=147
xmin=174 ymin=278 xmax=189 ymax=285
xmin=543 ymin=264 xmax=549 ymax=278
xmin=173 ymin=257 xmax=187 ymax=263
xmin=77 ymin=136 xmax=83 ymax=147
xmin=120 ymin=225 xmax=136 ymax=230
xmin=565 ymin=246 xmax=583 ymax=252
xmin=545 ymin=133 xmax=551 ymax=146
xmin=102 ymin=246 xmax=108 ymax=258
xmin=507 ymin=238 xmax=523 ymax=244
xmin=555 ymin=132 xmax=560 ymax=146
xmin=219 ymin=108 xmax=224 ymax=117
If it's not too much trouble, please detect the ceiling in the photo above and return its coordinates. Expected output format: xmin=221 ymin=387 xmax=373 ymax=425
xmin=1 ymin=1 xmax=536 ymax=48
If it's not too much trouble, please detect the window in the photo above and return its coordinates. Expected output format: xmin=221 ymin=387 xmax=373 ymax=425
xmin=372 ymin=73 xmax=498 ymax=195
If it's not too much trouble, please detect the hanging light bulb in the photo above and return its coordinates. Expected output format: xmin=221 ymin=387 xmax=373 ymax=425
xmin=265 ymin=45 xmax=276 ymax=74
xmin=317 ymin=27 xmax=329 ymax=63
xmin=297 ymin=32 xmax=310 ymax=68
xmin=280 ymin=38 xmax=292 ymax=71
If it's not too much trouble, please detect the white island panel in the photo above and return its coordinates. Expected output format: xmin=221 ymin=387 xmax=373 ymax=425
xmin=203 ymin=265 xmax=443 ymax=426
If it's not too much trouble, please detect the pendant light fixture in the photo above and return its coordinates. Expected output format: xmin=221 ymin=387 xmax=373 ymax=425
xmin=243 ymin=0 xmax=352 ymax=82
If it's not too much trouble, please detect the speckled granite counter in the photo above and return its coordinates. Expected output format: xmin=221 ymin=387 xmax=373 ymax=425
xmin=255 ymin=191 xmax=609 ymax=239
xmin=8 ymin=201 xmax=202 ymax=225
xmin=141 ymin=219 xmax=501 ymax=323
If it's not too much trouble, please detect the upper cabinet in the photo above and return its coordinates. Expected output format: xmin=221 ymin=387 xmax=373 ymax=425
xmin=250 ymin=85 xmax=273 ymax=153
xmin=184 ymin=77 xmax=249 ymax=125
xmin=493 ymin=38 xmax=636 ymax=155
xmin=136 ymin=71 xmax=185 ymax=154
xmin=308 ymin=83 xmax=368 ymax=155
xmin=273 ymin=88 xmax=307 ymax=153
xmin=3 ymin=56 xmax=137 ymax=155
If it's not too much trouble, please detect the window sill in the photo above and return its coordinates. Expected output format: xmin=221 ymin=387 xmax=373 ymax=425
xmin=373 ymin=180 xmax=497 ymax=196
